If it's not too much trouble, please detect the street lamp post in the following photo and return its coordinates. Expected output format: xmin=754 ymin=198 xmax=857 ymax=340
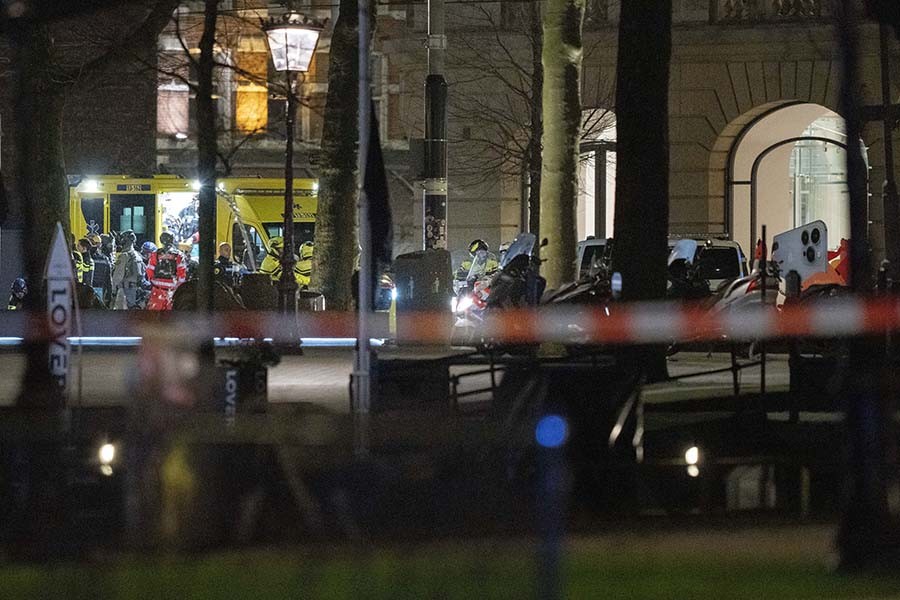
xmin=263 ymin=9 xmax=324 ymax=313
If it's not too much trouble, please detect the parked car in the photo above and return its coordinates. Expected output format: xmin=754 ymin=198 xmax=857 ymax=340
xmin=575 ymin=237 xmax=609 ymax=280
xmin=576 ymin=236 xmax=748 ymax=291
xmin=668 ymin=237 xmax=748 ymax=292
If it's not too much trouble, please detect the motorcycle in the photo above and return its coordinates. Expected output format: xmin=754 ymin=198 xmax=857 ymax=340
xmin=543 ymin=237 xmax=616 ymax=306
xmin=450 ymin=233 xmax=545 ymax=347
xmin=666 ymin=239 xmax=713 ymax=303
xmin=540 ymin=239 xmax=621 ymax=352
xmin=450 ymin=250 xmax=497 ymax=346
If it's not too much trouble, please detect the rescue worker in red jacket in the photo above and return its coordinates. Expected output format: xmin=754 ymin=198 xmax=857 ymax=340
xmin=146 ymin=231 xmax=187 ymax=310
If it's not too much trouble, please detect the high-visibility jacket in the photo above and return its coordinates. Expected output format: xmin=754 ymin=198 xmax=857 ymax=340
xmin=259 ymin=250 xmax=309 ymax=288
xmin=456 ymin=255 xmax=500 ymax=281
xmin=74 ymin=250 xmax=94 ymax=286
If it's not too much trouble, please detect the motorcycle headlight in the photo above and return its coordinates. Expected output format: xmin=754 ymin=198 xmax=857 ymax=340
xmin=456 ymin=295 xmax=474 ymax=314
xmin=98 ymin=442 xmax=117 ymax=476
xmin=99 ymin=442 xmax=116 ymax=465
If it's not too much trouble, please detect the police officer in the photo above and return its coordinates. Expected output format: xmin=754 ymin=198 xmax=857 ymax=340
xmin=214 ymin=242 xmax=238 ymax=287
xmin=146 ymin=231 xmax=187 ymax=311
xmin=111 ymin=230 xmax=145 ymax=309
xmin=296 ymin=241 xmax=314 ymax=289
xmin=75 ymin=238 xmax=94 ymax=286
xmin=88 ymin=235 xmax=112 ymax=306
xmin=259 ymin=236 xmax=308 ymax=287
xmin=456 ymin=239 xmax=500 ymax=280
xmin=498 ymin=241 xmax=511 ymax=265
xmin=100 ymin=234 xmax=116 ymax=263
xmin=7 ymin=278 xmax=26 ymax=310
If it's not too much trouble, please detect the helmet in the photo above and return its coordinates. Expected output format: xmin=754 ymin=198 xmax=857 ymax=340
xmin=100 ymin=234 xmax=115 ymax=253
xmin=88 ymin=234 xmax=102 ymax=247
xmin=159 ymin=231 xmax=175 ymax=247
xmin=141 ymin=241 xmax=157 ymax=256
xmin=468 ymin=239 xmax=489 ymax=256
xmin=117 ymin=230 xmax=136 ymax=249
xmin=11 ymin=278 xmax=27 ymax=298
xmin=269 ymin=236 xmax=284 ymax=251
xmin=299 ymin=242 xmax=314 ymax=260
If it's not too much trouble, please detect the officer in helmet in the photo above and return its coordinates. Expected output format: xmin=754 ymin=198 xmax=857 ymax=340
xmin=75 ymin=238 xmax=95 ymax=286
xmin=7 ymin=277 xmax=27 ymax=310
xmin=456 ymin=238 xmax=499 ymax=281
xmin=140 ymin=241 xmax=158 ymax=264
xmin=498 ymin=241 xmax=512 ymax=265
xmin=259 ymin=236 xmax=284 ymax=281
xmin=111 ymin=230 xmax=145 ymax=309
xmin=88 ymin=235 xmax=112 ymax=306
xmin=259 ymin=236 xmax=309 ymax=287
xmin=296 ymin=241 xmax=314 ymax=289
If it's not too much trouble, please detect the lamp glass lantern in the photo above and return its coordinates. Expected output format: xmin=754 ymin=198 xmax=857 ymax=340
xmin=264 ymin=14 xmax=323 ymax=73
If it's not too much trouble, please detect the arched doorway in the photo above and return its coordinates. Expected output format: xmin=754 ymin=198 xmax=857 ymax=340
xmin=727 ymin=103 xmax=865 ymax=254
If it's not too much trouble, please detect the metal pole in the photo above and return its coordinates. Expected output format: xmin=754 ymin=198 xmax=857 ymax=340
xmin=595 ymin=149 xmax=607 ymax=238
xmin=759 ymin=224 xmax=766 ymax=402
xmin=423 ymin=0 xmax=448 ymax=249
xmin=355 ymin=0 xmax=372 ymax=455
xmin=879 ymin=24 xmax=900 ymax=272
xmin=279 ymin=70 xmax=298 ymax=314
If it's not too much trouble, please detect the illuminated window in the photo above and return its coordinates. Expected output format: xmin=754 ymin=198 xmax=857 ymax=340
xmin=236 ymin=83 xmax=268 ymax=133
xmin=236 ymin=49 xmax=269 ymax=133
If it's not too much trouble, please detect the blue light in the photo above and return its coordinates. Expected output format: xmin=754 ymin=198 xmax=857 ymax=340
xmin=535 ymin=415 xmax=568 ymax=448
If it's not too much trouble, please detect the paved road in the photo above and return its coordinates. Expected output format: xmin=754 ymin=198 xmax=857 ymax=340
xmin=657 ymin=351 xmax=790 ymax=403
xmin=0 ymin=346 xmax=791 ymax=413
xmin=0 ymin=347 xmax=356 ymax=411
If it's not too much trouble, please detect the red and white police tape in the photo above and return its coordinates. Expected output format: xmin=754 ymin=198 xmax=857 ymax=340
xmin=1 ymin=296 xmax=899 ymax=346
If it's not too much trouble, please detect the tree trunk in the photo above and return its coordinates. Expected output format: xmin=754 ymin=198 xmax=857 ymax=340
xmin=196 ymin=0 xmax=218 ymax=313
xmin=611 ymin=0 xmax=671 ymax=301
xmin=311 ymin=0 xmax=365 ymax=310
xmin=539 ymin=0 xmax=583 ymax=288
xmin=611 ymin=0 xmax=672 ymax=381
xmin=836 ymin=0 xmax=899 ymax=570
xmin=14 ymin=23 xmax=70 ymax=408
xmin=528 ymin=0 xmax=543 ymax=241
xmin=9 ymin=1 xmax=179 ymax=407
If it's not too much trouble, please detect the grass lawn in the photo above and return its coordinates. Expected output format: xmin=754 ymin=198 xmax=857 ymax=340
xmin=3 ymin=525 xmax=900 ymax=599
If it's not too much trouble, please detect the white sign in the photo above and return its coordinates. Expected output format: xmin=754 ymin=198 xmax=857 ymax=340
xmin=45 ymin=223 xmax=74 ymax=399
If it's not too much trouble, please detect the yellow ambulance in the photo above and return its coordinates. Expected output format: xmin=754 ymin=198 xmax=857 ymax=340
xmin=68 ymin=174 xmax=318 ymax=267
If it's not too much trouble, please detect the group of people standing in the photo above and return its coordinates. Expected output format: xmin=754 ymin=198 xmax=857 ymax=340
xmin=6 ymin=232 xmax=308 ymax=311
xmin=72 ymin=229 xmax=189 ymax=310
xmin=258 ymin=236 xmax=314 ymax=288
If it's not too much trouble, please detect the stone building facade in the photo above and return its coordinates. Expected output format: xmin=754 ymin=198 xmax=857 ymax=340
xmin=2 ymin=0 xmax=897 ymax=280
